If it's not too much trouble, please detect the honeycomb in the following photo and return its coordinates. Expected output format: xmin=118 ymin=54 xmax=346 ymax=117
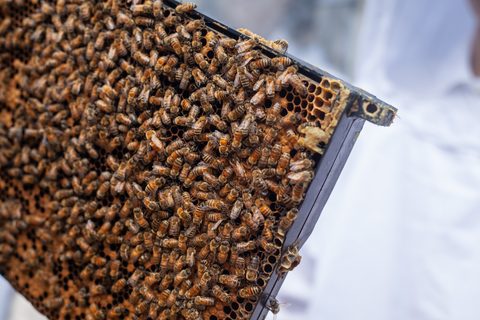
xmin=0 ymin=1 xmax=396 ymax=320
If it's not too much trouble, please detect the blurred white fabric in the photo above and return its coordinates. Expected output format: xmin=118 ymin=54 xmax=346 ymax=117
xmin=7 ymin=291 xmax=48 ymax=320
xmin=0 ymin=276 xmax=13 ymax=320
xmin=278 ymin=1 xmax=480 ymax=320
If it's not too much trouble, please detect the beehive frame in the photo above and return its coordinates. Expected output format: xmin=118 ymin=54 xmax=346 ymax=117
xmin=0 ymin=0 xmax=396 ymax=320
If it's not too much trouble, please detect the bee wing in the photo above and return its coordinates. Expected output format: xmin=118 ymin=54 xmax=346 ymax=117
xmin=241 ymin=56 xmax=254 ymax=67
xmin=210 ymin=219 xmax=223 ymax=231
xmin=234 ymin=71 xmax=241 ymax=88
xmin=114 ymin=181 xmax=125 ymax=193
xmin=273 ymin=314 xmax=277 ymax=320
xmin=279 ymin=302 xmax=291 ymax=308
xmin=252 ymin=78 xmax=265 ymax=91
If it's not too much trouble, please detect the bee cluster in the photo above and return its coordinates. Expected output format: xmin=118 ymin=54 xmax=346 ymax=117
xmin=0 ymin=0 xmax=345 ymax=320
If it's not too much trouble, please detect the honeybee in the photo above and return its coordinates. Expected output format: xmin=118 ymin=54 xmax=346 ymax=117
xmin=158 ymin=309 xmax=172 ymax=320
xmin=236 ymin=37 xmax=259 ymax=53
xmin=216 ymin=241 xmax=230 ymax=264
xmin=271 ymin=56 xmax=293 ymax=70
xmin=185 ymin=18 xmax=204 ymax=32
xmin=266 ymin=297 xmax=292 ymax=320
xmin=90 ymin=284 xmax=106 ymax=296
xmin=191 ymin=68 xmax=206 ymax=87
xmin=108 ymin=306 xmax=126 ymax=319
xmin=234 ymin=255 xmax=246 ymax=278
xmin=278 ymin=208 xmax=298 ymax=237
xmin=166 ymin=288 xmax=180 ymax=308
xmin=147 ymin=303 xmax=159 ymax=320
xmin=127 ymin=267 xmax=144 ymax=287
xmin=192 ymin=52 xmax=207 ymax=70
xmin=173 ymin=268 xmax=191 ymax=287
xmin=237 ymin=65 xmax=252 ymax=89
xmin=227 ymin=104 xmax=246 ymax=122
xmin=125 ymin=219 xmax=140 ymax=235
xmin=134 ymin=300 xmax=151 ymax=316
xmin=194 ymin=296 xmax=215 ymax=306
xmin=186 ymin=247 xmax=196 ymax=267
xmin=238 ymin=285 xmax=261 ymax=298
xmin=175 ymin=2 xmax=196 ymax=14
xmin=246 ymin=255 xmax=260 ymax=282
xmin=153 ymin=0 xmax=163 ymax=18
xmin=286 ymin=170 xmax=314 ymax=185
xmin=91 ymin=255 xmax=107 ymax=267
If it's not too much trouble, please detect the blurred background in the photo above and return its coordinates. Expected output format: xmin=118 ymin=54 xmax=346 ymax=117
xmin=2 ymin=0 xmax=480 ymax=319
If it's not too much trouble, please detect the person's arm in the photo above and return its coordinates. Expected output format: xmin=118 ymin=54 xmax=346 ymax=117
xmin=470 ymin=0 xmax=480 ymax=76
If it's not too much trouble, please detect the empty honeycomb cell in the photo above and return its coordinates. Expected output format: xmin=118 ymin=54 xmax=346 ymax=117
xmin=308 ymin=83 xmax=316 ymax=93
xmin=315 ymin=86 xmax=323 ymax=96
xmin=293 ymin=96 xmax=301 ymax=105
xmin=314 ymin=96 xmax=324 ymax=109
xmin=320 ymin=90 xmax=335 ymax=103
xmin=301 ymin=100 xmax=308 ymax=109
xmin=313 ymin=109 xmax=325 ymax=121
xmin=286 ymin=92 xmax=294 ymax=102
xmin=366 ymin=103 xmax=379 ymax=114
xmin=320 ymin=78 xmax=331 ymax=89
xmin=307 ymin=94 xmax=315 ymax=103
xmin=330 ymin=80 xmax=342 ymax=93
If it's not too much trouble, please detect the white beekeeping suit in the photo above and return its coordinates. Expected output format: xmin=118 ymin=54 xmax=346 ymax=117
xmin=277 ymin=1 xmax=480 ymax=320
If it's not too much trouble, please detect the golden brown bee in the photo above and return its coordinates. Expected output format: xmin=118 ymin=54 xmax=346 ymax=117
xmin=275 ymin=152 xmax=291 ymax=177
xmin=112 ymin=278 xmax=127 ymax=294
xmin=246 ymin=255 xmax=260 ymax=282
xmin=191 ymin=68 xmax=207 ymax=87
xmin=153 ymin=0 xmax=163 ymax=18
xmin=158 ymin=309 xmax=172 ymax=320
xmin=175 ymin=2 xmax=197 ymax=14
xmin=108 ymin=306 xmax=126 ymax=319
xmin=291 ymin=182 xmax=305 ymax=205
xmin=44 ymin=297 xmax=64 ymax=310
xmin=139 ymin=285 xmax=157 ymax=303
xmin=166 ymin=288 xmax=180 ymax=308
xmin=278 ymin=208 xmax=299 ymax=237
xmin=128 ymin=286 xmax=142 ymax=306
xmin=228 ymin=104 xmax=246 ymax=122
xmin=91 ymin=255 xmax=107 ymax=267
xmin=192 ymin=52 xmax=208 ymax=70
xmin=236 ymin=37 xmax=259 ymax=53
xmin=152 ymin=245 xmax=162 ymax=265
xmin=186 ymin=247 xmax=196 ymax=267
xmin=216 ymin=241 xmax=230 ymax=264
xmin=76 ymin=287 xmax=88 ymax=307
xmin=290 ymin=159 xmax=315 ymax=172
xmin=192 ymin=296 xmax=214 ymax=306
xmin=235 ymin=255 xmax=246 ymax=278
xmin=185 ymin=20 xmax=205 ymax=32
xmin=238 ymin=285 xmax=261 ymax=298
xmin=157 ymin=220 xmax=169 ymax=238
xmin=132 ymin=208 xmax=149 ymax=229
xmin=92 ymin=267 xmax=109 ymax=280
xmin=143 ymin=196 xmax=160 ymax=211
xmin=147 ymin=303 xmax=159 ymax=320
xmin=178 ymin=163 xmax=192 ymax=183
xmin=134 ymin=300 xmax=151 ymax=316
xmin=127 ymin=267 xmax=144 ymax=287
xmin=231 ymin=222 xmax=249 ymax=242
xmin=125 ymin=219 xmax=140 ymax=235
xmin=133 ymin=51 xmax=150 ymax=66
xmin=90 ymin=284 xmax=106 ymax=296
xmin=173 ymin=268 xmax=191 ymax=287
